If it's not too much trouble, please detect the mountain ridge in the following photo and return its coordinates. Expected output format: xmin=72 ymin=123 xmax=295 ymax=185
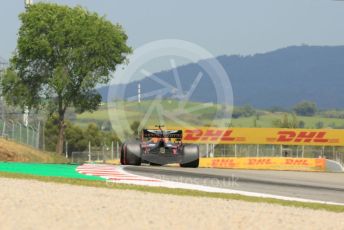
xmin=98 ymin=45 xmax=344 ymax=109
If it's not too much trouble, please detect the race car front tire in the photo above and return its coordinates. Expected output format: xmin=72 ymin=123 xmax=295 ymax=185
xmin=121 ymin=142 xmax=142 ymax=166
xmin=180 ymin=145 xmax=199 ymax=168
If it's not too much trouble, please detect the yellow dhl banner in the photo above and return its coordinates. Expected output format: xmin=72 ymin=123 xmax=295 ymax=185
xmin=199 ymin=157 xmax=326 ymax=171
xmin=177 ymin=127 xmax=344 ymax=146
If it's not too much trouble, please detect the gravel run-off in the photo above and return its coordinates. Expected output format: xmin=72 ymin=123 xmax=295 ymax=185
xmin=0 ymin=178 xmax=343 ymax=230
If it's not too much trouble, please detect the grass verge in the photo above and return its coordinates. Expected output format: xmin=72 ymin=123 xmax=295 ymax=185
xmin=0 ymin=171 xmax=343 ymax=213
xmin=0 ymin=138 xmax=68 ymax=163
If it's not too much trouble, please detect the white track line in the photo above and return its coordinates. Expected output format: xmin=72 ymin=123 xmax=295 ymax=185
xmin=77 ymin=164 xmax=162 ymax=182
xmin=76 ymin=164 xmax=344 ymax=206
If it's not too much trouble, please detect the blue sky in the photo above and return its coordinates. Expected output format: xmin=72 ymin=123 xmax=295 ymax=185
xmin=1 ymin=0 xmax=344 ymax=61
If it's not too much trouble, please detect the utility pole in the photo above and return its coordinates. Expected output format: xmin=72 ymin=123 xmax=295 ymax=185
xmin=138 ymin=83 xmax=141 ymax=103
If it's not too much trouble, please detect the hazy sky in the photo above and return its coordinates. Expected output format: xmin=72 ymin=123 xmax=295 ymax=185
xmin=1 ymin=0 xmax=344 ymax=61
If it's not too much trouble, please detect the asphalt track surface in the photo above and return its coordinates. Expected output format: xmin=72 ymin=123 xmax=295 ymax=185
xmin=124 ymin=165 xmax=344 ymax=203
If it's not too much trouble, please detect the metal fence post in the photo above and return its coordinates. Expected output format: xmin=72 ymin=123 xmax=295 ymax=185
xmin=26 ymin=125 xmax=29 ymax=145
xmin=302 ymin=145 xmax=305 ymax=158
xmin=36 ymin=121 xmax=40 ymax=148
xmin=101 ymin=144 xmax=104 ymax=162
xmin=65 ymin=141 xmax=68 ymax=158
xmin=30 ymin=126 xmax=36 ymax=148
xmin=30 ymin=126 xmax=34 ymax=147
xmin=111 ymin=141 xmax=114 ymax=160
xmin=18 ymin=122 xmax=22 ymax=143
xmin=11 ymin=121 xmax=14 ymax=140
xmin=42 ymin=122 xmax=45 ymax=151
xmin=88 ymin=141 xmax=91 ymax=162
xmin=272 ymin=145 xmax=275 ymax=156
xmin=256 ymin=144 xmax=259 ymax=157
xmin=1 ymin=120 xmax=5 ymax=137
xmin=116 ymin=141 xmax=119 ymax=159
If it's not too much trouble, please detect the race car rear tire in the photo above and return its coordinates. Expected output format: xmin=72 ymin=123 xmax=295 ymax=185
xmin=180 ymin=145 xmax=199 ymax=168
xmin=121 ymin=142 xmax=142 ymax=166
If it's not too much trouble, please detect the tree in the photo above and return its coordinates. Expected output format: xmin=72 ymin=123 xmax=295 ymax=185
xmin=232 ymin=105 xmax=256 ymax=118
xmin=44 ymin=118 xmax=120 ymax=154
xmin=130 ymin=121 xmax=141 ymax=136
xmin=290 ymin=113 xmax=298 ymax=128
xmin=65 ymin=124 xmax=88 ymax=155
xmin=293 ymin=101 xmax=317 ymax=116
xmin=298 ymin=120 xmax=305 ymax=128
xmin=315 ymin=121 xmax=324 ymax=129
xmin=1 ymin=3 xmax=131 ymax=153
xmin=44 ymin=115 xmax=59 ymax=152
xmin=84 ymin=123 xmax=102 ymax=147
xmin=272 ymin=113 xmax=299 ymax=128
xmin=44 ymin=115 xmax=86 ymax=154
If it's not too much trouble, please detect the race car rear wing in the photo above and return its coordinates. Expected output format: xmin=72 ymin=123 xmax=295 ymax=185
xmin=143 ymin=129 xmax=183 ymax=138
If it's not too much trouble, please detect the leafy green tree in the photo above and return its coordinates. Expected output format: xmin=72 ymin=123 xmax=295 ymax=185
xmin=84 ymin=123 xmax=102 ymax=147
xmin=65 ymin=124 xmax=88 ymax=155
xmin=298 ymin=120 xmax=305 ymax=128
xmin=267 ymin=106 xmax=287 ymax=113
xmin=253 ymin=118 xmax=257 ymax=127
xmin=315 ymin=121 xmax=324 ymax=129
xmin=290 ymin=113 xmax=298 ymax=128
xmin=45 ymin=115 xmax=87 ymax=154
xmin=281 ymin=114 xmax=290 ymax=128
xmin=130 ymin=121 xmax=141 ymax=136
xmin=44 ymin=115 xmax=59 ymax=152
xmin=293 ymin=101 xmax=317 ymax=116
xmin=272 ymin=113 xmax=299 ymax=128
xmin=232 ymin=105 xmax=256 ymax=118
xmin=102 ymin=131 xmax=121 ymax=146
xmin=1 ymin=3 xmax=131 ymax=153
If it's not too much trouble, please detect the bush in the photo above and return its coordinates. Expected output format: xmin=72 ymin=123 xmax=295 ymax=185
xmin=293 ymin=101 xmax=317 ymax=116
xmin=44 ymin=116 xmax=120 ymax=154
xmin=232 ymin=105 xmax=256 ymax=119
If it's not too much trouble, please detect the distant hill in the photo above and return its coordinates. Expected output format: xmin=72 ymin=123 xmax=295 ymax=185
xmin=98 ymin=45 xmax=344 ymax=109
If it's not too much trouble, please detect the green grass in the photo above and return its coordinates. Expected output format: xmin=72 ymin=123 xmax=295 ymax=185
xmin=0 ymin=162 xmax=104 ymax=180
xmin=76 ymin=100 xmax=221 ymax=128
xmin=1 ymin=171 xmax=344 ymax=213
xmin=74 ymin=100 xmax=344 ymax=129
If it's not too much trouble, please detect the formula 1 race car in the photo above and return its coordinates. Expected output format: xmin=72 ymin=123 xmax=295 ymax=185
xmin=120 ymin=125 xmax=199 ymax=167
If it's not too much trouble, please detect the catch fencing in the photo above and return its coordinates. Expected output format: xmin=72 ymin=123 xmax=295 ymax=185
xmin=0 ymin=118 xmax=39 ymax=148
xmin=71 ymin=142 xmax=120 ymax=164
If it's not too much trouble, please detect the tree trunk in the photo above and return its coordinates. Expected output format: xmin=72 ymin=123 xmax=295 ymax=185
xmin=56 ymin=114 xmax=65 ymax=154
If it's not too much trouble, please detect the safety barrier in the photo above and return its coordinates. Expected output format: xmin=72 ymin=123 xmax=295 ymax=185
xmin=177 ymin=127 xmax=344 ymax=146
xmin=199 ymin=157 xmax=326 ymax=172
xmin=104 ymin=157 xmax=326 ymax=172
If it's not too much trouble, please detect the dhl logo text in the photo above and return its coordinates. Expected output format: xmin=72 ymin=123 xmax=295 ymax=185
xmin=211 ymin=159 xmax=236 ymax=167
xmin=284 ymin=159 xmax=309 ymax=166
xmin=248 ymin=158 xmax=272 ymax=165
xmin=274 ymin=131 xmax=332 ymax=143
xmin=183 ymin=129 xmax=244 ymax=142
